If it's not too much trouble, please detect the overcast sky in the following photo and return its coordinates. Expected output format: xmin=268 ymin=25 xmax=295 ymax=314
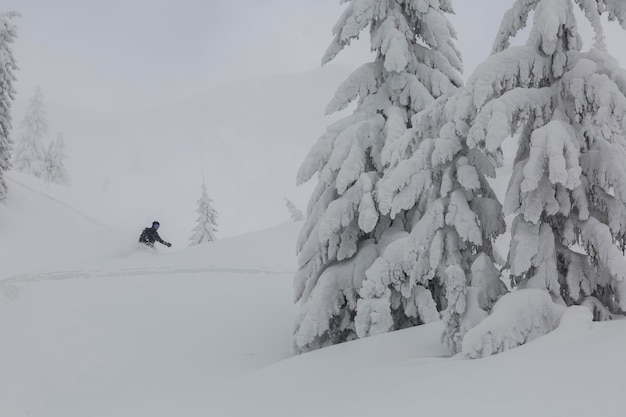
xmin=5 ymin=0 xmax=349 ymax=110
xmin=6 ymin=0 xmax=623 ymax=110
xmin=6 ymin=1 xmax=624 ymax=110
xmin=3 ymin=0 xmax=537 ymax=112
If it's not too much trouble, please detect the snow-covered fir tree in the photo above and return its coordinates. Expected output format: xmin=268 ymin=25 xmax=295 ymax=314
xmin=42 ymin=133 xmax=69 ymax=185
xmin=456 ymin=0 xmax=626 ymax=355
xmin=285 ymin=198 xmax=304 ymax=222
xmin=189 ymin=179 xmax=218 ymax=246
xmin=361 ymin=49 xmax=506 ymax=352
xmin=13 ymin=85 xmax=48 ymax=177
xmin=293 ymin=0 xmax=463 ymax=353
xmin=0 ymin=11 xmax=19 ymax=201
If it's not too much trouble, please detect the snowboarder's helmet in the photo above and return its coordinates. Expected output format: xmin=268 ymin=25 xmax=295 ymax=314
xmin=152 ymin=221 xmax=160 ymax=229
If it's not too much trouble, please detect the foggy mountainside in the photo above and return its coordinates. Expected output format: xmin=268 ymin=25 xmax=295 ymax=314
xmin=37 ymin=67 xmax=351 ymax=243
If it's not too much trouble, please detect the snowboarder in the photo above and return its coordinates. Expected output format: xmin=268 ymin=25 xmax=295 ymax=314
xmin=139 ymin=221 xmax=172 ymax=248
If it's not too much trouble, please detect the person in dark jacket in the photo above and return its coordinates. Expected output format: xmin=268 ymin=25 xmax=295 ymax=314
xmin=139 ymin=221 xmax=172 ymax=248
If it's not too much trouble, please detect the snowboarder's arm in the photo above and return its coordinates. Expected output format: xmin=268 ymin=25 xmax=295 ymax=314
xmin=155 ymin=232 xmax=171 ymax=247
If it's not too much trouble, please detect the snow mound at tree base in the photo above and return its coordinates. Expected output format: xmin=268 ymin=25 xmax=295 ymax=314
xmin=462 ymin=289 xmax=595 ymax=358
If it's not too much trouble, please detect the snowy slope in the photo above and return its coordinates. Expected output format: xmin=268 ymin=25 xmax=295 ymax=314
xmin=215 ymin=312 xmax=626 ymax=417
xmin=0 ymin=173 xmax=298 ymax=417
xmin=0 ymin=172 xmax=125 ymax=278
xmin=2 ymin=172 xmax=626 ymax=417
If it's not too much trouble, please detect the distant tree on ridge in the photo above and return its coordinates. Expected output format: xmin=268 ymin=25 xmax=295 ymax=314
xmin=189 ymin=179 xmax=218 ymax=246
xmin=13 ymin=85 xmax=48 ymax=177
xmin=285 ymin=198 xmax=303 ymax=222
xmin=42 ymin=133 xmax=69 ymax=185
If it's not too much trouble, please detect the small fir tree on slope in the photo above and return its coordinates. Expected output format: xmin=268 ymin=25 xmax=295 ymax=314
xmin=189 ymin=180 xmax=218 ymax=246
xmin=459 ymin=0 xmax=626 ymax=356
xmin=42 ymin=133 xmax=69 ymax=185
xmin=13 ymin=85 xmax=47 ymax=177
xmin=0 ymin=11 xmax=19 ymax=201
xmin=285 ymin=198 xmax=304 ymax=222
xmin=293 ymin=0 xmax=462 ymax=353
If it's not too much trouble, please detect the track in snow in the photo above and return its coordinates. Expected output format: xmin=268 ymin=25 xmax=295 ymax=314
xmin=1 ymin=265 xmax=294 ymax=285
xmin=0 ymin=265 xmax=294 ymax=309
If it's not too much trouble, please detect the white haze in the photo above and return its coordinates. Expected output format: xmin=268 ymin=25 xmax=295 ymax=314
xmin=5 ymin=1 xmax=626 ymax=240
xmin=34 ymin=68 xmax=351 ymax=242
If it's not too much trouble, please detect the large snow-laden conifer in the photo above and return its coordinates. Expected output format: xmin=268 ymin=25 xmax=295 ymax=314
xmin=360 ymin=85 xmax=507 ymax=352
xmin=461 ymin=0 xmax=626 ymax=353
xmin=13 ymin=85 xmax=47 ymax=177
xmin=0 ymin=11 xmax=19 ymax=201
xmin=189 ymin=179 xmax=218 ymax=246
xmin=294 ymin=0 xmax=463 ymax=353
xmin=355 ymin=3 xmax=507 ymax=351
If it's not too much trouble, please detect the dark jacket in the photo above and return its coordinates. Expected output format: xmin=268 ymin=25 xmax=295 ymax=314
xmin=139 ymin=227 xmax=169 ymax=247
